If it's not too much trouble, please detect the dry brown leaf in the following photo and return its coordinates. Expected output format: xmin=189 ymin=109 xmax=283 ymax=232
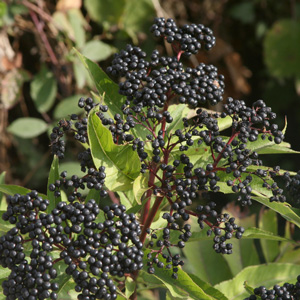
xmin=56 ymin=0 xmax=82 ymax=11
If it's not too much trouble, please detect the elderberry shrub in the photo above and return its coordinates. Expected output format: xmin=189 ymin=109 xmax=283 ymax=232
xmin=2 ymin=17 xmax=300 ymax=299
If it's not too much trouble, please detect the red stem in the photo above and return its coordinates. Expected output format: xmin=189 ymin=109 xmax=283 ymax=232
xmin=213 ymin=132 xmax=238 ymax=168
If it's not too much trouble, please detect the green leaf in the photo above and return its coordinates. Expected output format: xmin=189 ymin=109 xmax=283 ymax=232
xmin=0 ymin=184 xmax=47 ymax=199
xmin=259 ymin=209 xmax=280 ymax=262
xmin=0 ymin=266 xmax=11 ymax=279
xmin=264 ymin=19 xmax=300 ymax=79
xmin=81 ymin=40 xmax=115 ymax=62
xmin=57 ymin=279 xmax=78 ymax=299
xmin=88 ymin=110 xmax=140 ymax=191
xmin=218 ymin=115 xmax=234 ymax=132
xmin=183 ymin=239 xmax=232 ymax=285
xmin=47 ymin=155 xmax=61 ymax=213
xmin=125 ymin=277 xmax=136 ymax=299
xmin=277 ymin=247 xmax=300 ymax=264
xmin=59 ymin=162 xmax=86 ymax=179
xmin=256 ymin=143 xmax=300 ymax=155
xmin=143 ymin=251 xmax=215 ymax=300
xmin=73 ymin=58 xmax=89 ymax=89
xmin=68 ymin=9 xmax=86 ymax=48
xmin=166 ymin=104 xmax=190 ymax=136
xmin=252 ymin=195 xmax=300 ymax=228
xmin=245 ymin=134 xmax=300 ymax=155
xmin=53 ymin=261 xmax=72 ymax=296
xmin=188 ymin=273 xmax=229 ymax=300
xmin=243 ymin=227 xmax=289 ymax=242
xmin=74 ymin=49 xmax=125 ymax=117
xmin=119 ymin=191 xmax=134 ymax=208
xmin=122 ymin=0 xmax=155 ymax=41
xmin=53 ymin=95 xmax=86 ymax=119
xmin=84 ymin=0 xmax=126 ymax=28
xmin=0 ymin=211 xmax=14 ymax=233
xmin=30 ymin=65 xmax=57 ymax=113
xmin=7 ymin=118 xmax=48 ymax=139
xmin=133 ymin=174 xmax=150 ymax=204
xmin=215 ymin=263 xmax=300 ymax=300
xmin=243 ymin=282 xmax=255 ymax=295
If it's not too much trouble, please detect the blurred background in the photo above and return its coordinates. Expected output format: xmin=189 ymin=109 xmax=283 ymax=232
xmin=1 ymin=0 xmax=300 ymax=193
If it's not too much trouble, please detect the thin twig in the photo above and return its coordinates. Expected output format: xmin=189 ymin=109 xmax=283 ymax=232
xmin=30 ymin=11 xmax=58 ymax=65
xmin=22 ymin=0 xmax=52 ymax=22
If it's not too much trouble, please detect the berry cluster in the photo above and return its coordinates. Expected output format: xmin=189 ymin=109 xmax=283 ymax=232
xmin=49 ymin=168 xmax=107 ymax=199
xmin=196 ymin=202 xmax=244 ymax=254
xmin=244 ymin=276 xmax=300 ymax=300
xmin=1 ymin=189 xmax=143 ymax=300
xmin=283 ymin=170 xmax=300 ymax=203
xmin=150 ymin=17 xmax=216 ymax=55
xmin=4 ymin=17 xmax=300 ymax=300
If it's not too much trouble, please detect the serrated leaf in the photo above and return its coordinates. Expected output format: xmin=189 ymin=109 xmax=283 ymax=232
xmin=7 ymin=118 xmax=48 ymax=139
xmin=47 ymin=155 xmax=61 ymax=213
xmin=88 ymin=110 xmax=140 ymax=191
xmin=53 ymin=95 xmax=86 ymax=119
xmin=188 ymin=273 xmax=229 ymax=300
xmin=256 ymin=143 xmax=300 ymax=154
xmin=215 ymin=263 xmax=300 ymax=300
xmin=245 ymin=133 xmax=300 ymax=155
xmin=30 ymin=65 xmax=57 ymax=113
xmin=252 ymin=195 xmax=300 ymax=228
xmin=74 ymin=48 xmax=125 ymax=118
xmin=143 ymin=251 xmax=215 ymax=300
xmin=82 ymin=40 xmax=115 ymax=62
